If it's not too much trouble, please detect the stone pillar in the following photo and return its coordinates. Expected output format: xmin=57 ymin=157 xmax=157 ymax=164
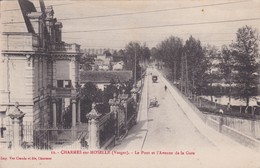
xmin=71 ymin=99 xmax=77 ymax=139
xmin=118 ymin=89 xmax=129 ymax=125
xmin=52 ymin=60 xmax=57 ymax=87
xmin=219 ymin=115 xmax=224 ymax=133
xmin=25 ymin=54 xmax=34 ymax=101
xmin=72 ymin=99 xmax=77 ymax=127
xmin=86 ymin=103 xmax=101 ymax=149
xmin=131 ymin=87 xmax=138 ymax=103
xmin=77 ymin=100 xmax=81 ymax=124
xmin=251 ymin=120 xmax=256 ymax=138
xmin=109 ymin=93 xmax=120 ymax=141
xmin=8 ymin=102 xmax=25 ymax=149
xmin=70 ymin=58 xmax=77 ymax=88
xmin=52 ymin=99 xmax=57 ymax=128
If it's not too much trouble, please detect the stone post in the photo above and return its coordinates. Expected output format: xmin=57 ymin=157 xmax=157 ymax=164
xmin=86 ymin=103 xmax=101 ymax=149
xmin=8 ymin=102 xmax=25 ymax=149
xmin=71 ymin=99 xmax=77 ymax=139
xmin=109 ymin=93 xmax=120 ymax=142
xmin=118 ymin=89 xmax=129 ymax=126
xmin=219 ymin=115 xmax=224 ymax=133
xmin=131 ymin=87 xmax=138 ymax=103
xmin=77 ymin=100 xmax=81 ymax=124
xmin=52 ymin=99 xmax=57 ymax=128
xmin=251 ymin=120 xmax=256 ymax=138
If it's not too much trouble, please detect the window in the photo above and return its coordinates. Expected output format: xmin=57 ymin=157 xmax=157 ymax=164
xmin=64 ymin=80 xmax=71 ymax=88
xmin=57 ymin=80 xmax=63 ymax=88
xmin=57 ymin=80 xmax=71 ymax=88
xmin=0 ymin=127 xmax=6 ymax=138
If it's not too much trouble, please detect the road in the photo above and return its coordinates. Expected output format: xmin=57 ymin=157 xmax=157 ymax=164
xmin=114 ymin=67 xmax=259 ymax=168
xmin=143 ymin=70 xmax=214 ymax=151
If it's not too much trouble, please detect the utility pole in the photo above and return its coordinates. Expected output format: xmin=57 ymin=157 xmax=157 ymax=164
xmin=134 ymin=47 xmax=137 ymax=87
xmin=185 ymin=53 xmax=189 ymax=96
xmin=180 ymin=52 xmax=184 ymax=93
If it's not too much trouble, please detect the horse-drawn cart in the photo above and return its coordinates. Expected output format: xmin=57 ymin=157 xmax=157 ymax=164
xmin=152 ymin=75 xmax=158 ymax=83
xmin=149 ymin=97 xmax=158 ymax=108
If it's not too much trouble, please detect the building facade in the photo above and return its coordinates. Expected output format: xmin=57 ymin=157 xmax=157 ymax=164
xmin=0 ymin=0 xmax=81 ymax=143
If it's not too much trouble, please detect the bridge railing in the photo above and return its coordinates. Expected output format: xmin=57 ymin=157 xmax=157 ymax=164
xmin=156 ymin=69 xmax=260 ymax=151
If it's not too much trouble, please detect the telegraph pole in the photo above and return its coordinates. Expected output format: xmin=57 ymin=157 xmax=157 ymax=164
xmin=134 ymin=47 xmax=137 ymax=87
xmin=185 ymin=53 xmax=189 ymax=96
xmin=180 ymin=52 xmax=184 ymax=93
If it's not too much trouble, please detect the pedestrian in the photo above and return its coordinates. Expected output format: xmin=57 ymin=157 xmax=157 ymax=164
xmin=227 ymin=102 xmax=231 ymax=112
xmin=164 ymin=85 xmax=167 ymax=91
xmin=219 ymin=109 xmax=224 ymax=115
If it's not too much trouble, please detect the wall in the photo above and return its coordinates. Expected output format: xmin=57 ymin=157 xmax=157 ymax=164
xmin=56 ymin=60 xmax=70 ymax=80
xmin=207 ymin=114 xmax=260 ymax=140
xmin=9 ymin=57 xmax=28 ymax=103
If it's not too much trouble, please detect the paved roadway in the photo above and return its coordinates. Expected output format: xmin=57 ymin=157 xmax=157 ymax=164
xmin=113 ymin=67 xmax=259 ymax=168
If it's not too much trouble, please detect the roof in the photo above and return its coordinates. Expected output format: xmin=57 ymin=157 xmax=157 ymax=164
xmin=19 ymin=0 xmax=37 ymax=33
xmin=2 ymin=0 xmax=34 ymax=33
xmin=80 ymin=71 xmax=133 ymax=83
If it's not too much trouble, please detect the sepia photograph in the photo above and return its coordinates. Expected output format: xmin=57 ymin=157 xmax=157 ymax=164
xmin=0 ymin=0 xmax=260 ymax=167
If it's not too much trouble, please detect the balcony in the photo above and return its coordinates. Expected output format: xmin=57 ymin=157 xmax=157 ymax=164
xmin=52 ymin=43 xmax=80 ymax=53
xmin=1 ymin=33 xmax=39 ymax=51
xmin=64 ymin=43 xmax=80 ymax=52
xmin=55 ymin=88 xmax=80 ymax=98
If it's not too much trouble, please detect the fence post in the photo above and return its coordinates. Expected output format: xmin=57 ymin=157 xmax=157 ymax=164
xmin=219 ymin=115 xmax=224 ymax=133
xmin=8 ymin=102 xmax=25 ymax=149
xmin=109 ymin=93 xmax=120 ymax=143
xmin=118 ymin=89 xmax=129 ymax=125
xmin=86 ymin=103 xmax=101 ymax=149
xmin=251 ymin=120 xmax=256 ymax=138
xmin=131 ymin=87 xmax=138 ymax=103
xmin=52 ymin=98 xmax=57 ymax=128
xmin=71 ymin=99 xmax=77 ymax=139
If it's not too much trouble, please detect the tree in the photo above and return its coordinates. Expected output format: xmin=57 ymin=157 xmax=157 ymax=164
xmin=184 ymin=36 xmax=207 ymax=95
xmin=80 ymin=82 xmax=103 ymax=122
xmin=157 ymin=36 xmax=183 ymax=82
xmin=141 ymin=44 xmax=151 ymax=66
xmin=124 ymin=41 xmax=150 ymax=83
xmin=219 ymin=45 xmax=235 ymax=103
xmin=203 ymin=45 xmax=221 ymax=100
xmin=230 ymin=25 xmax=259 ymax=106
xmin=125 ymin=41 xmax=142 ymax=70
xmin=103 ymin=50 xmax=112 ymax=56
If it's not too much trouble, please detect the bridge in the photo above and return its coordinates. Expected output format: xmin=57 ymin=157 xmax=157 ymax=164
xmin=113 ymin=67 xmax=260 ymax=168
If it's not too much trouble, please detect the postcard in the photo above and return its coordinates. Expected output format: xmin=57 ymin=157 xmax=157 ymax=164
xmin=0 ymin=0 xmax=260 ymax=168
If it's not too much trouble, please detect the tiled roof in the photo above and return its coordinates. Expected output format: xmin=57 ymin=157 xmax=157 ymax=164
xmin=80 ymin=71 xmax=133 ymax=83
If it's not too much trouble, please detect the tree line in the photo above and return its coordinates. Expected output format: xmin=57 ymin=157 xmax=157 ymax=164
xmin=151 ymin=25 xmax=259 ymax=106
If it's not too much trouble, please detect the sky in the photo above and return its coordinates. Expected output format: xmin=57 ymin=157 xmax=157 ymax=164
xmin=3 ymin=0 xmax=260 ymax=50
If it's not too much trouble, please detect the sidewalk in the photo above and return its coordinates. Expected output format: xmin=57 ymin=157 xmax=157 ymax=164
xmin=113 ymin=73 xmax=149 ymax=150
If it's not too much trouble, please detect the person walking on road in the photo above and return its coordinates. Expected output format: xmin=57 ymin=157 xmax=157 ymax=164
xmin=164 ymin=85 xmax=167 ymax=91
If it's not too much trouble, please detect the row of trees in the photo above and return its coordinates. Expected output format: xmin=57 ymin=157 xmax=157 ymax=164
xmin=152 ymin=25 xmax=259 ymax=106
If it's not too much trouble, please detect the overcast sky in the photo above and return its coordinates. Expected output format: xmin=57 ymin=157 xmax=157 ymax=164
xmin=18 ymin=0 xmax=260 ymax=50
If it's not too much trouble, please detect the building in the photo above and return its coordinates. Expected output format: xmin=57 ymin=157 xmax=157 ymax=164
xmin=112 ymin=61 xmax=124 ymax=71
xmin=94 ymin=54 xmax=112 ymax=71
xmin=0 ymin=0 xmax=81 ymax=144
xmin=80 ymin=71 xmax=133 ymax=91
